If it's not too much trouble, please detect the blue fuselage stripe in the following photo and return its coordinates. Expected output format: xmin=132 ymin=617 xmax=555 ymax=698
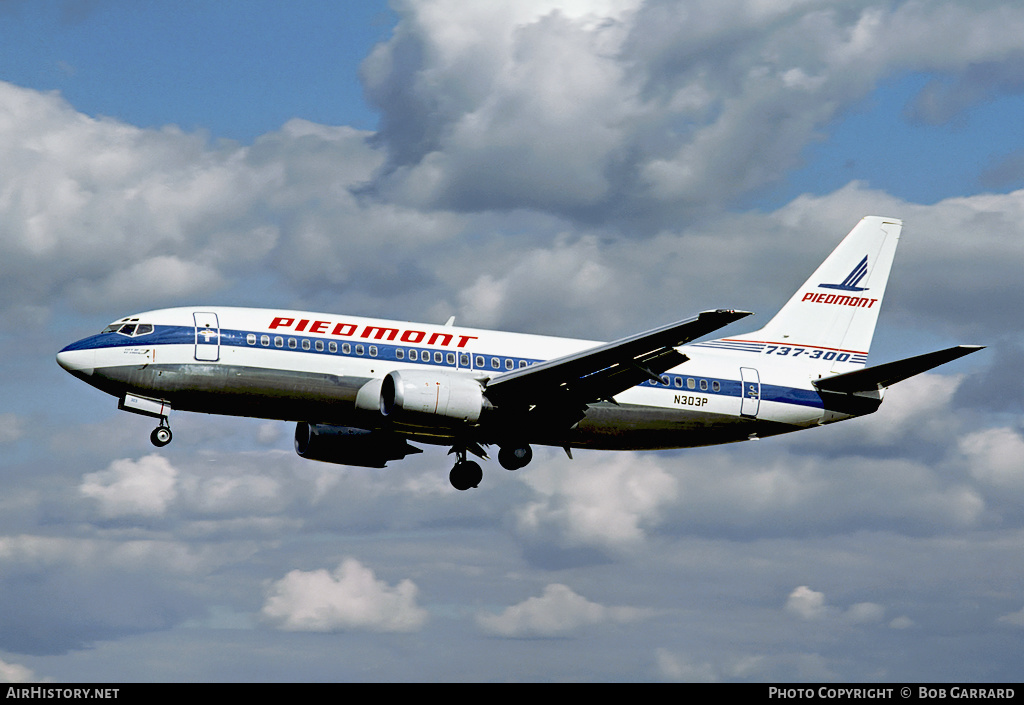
xmin=63 ymin=325 xmax=826 ymax=410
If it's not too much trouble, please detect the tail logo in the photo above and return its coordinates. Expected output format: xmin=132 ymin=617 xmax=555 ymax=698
xmin=819 ymin=255 xmax=869 ymax=292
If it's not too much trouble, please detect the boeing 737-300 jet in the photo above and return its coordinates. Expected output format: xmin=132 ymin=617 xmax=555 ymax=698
xmin=57 ymin=217 xmax=983 ymax=490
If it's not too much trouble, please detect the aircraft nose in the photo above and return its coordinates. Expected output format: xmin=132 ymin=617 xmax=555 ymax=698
xmin=56 ymin=345 xmax=95 ymax=377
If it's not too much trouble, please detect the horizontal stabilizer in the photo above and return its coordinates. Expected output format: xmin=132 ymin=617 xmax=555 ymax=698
xmin=813 ymin=345 xmax=984 ymax=394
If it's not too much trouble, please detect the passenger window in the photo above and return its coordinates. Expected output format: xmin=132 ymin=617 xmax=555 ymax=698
xmin=447 ymin=352 xmax=455 ymax=365
xmin=288 ymin=338 xmax=297 ymax=349
xmin=315 ymin=340 xmax=324 ymax=352
xmin=396 ymin=349 xmax=405 ymax=360
xmin=460 ymin=353 xmax=470 ymax=367
xmin=712 ymin=381 xmax=720 ymax=392
xmin=674 ymin=377 xmax=682 ymax=388
xmin=329 ymin=342 xmax=338 ymax=354
xmin=355 ymin=344 xmax=364 ymax=356
xmin=700 ymin=379 xmax=708 ymax=391
xmin=301 ymin=339 xmax=311 ymax=351
xmin=491 ymin=358 xmax=500 ymax=369
xmin=247 ymin=334 xmax=256 ymax=345
xmin=687 ymin=378 xmax=695 ymax=390
xmin=370 ymin=346 xmax=378 ymax=357
xmin=476 ymin=356 xmax=485 ymax=368
xmin=505 ymin=359 xmax=514 ymax=370
xmin=410 ymin=350 xmax=418 ymax=361
xmin=342 ymin=343 xmax=351 ymax=354
xmin=519 ymin=360 xmax=528 ymax=368
xmin=434 ymin=351 xmax=443 ymax=363
xmin=661 ymin=376 xmax=670 ymax=386
xmin=274 ymin=337 xmax=284 ymax=348
xmin=261 ymin=335 xmax=270 ymax=347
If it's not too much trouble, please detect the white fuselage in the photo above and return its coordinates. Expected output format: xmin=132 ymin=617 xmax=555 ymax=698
xmin=57 ymin=306 xmax=858 ymax=451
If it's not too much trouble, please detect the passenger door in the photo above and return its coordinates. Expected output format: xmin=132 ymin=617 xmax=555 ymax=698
xmin=740 ymin=367 xmax=760 ymax=418
xmin=193 ymin=312 xmax=220 ymax=361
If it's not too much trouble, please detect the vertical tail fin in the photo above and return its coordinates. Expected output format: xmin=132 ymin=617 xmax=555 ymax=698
xmin=735 ymin=216 xmax=902 ymax=368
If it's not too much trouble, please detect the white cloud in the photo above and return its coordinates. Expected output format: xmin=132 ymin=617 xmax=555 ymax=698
xmin=845 ymin=602 xmax=885 ymax=625
xmin=363 ymin=0 xmax=1024 ymax=224
xmin=455 ymin=235 xmax=619 ymax=331
xmin=654 ymin=649 xmax=720 ymax=682
xmin=786 ymin=585 xmax=827 ymax=620
xmin=0 ymin=658 xmax=37 ymax=684
xmin=997 ymin=606 xmax=1024 ymax=628
xmin=889 ymin=616 xmax=915 ymax=630
xmin=262 ymin=558 xmax=428 ymax=633
xmin=788 ymin=590 xmax=889 ymax=627
xmin=841 ymin=373 xmax=962 ymax=446
xmin=79 ymin=454 xmax=178 ymax=518
xmin=0 ymin=413 xmax=23 ymax=443
xmin=476 ymin=583 xmax=646 ymax=637
xmin=0 ymin=535 xmax=223 ymax=574
xmin=515 ymin=452 xmax=678 ymax=552
xmin=960 ymin=427 xmax=1024 ymax=492
xmin=256 ymin=422 xmax=283 ymax=446
xmin=69 ymin=255 xmax=225 ymax=311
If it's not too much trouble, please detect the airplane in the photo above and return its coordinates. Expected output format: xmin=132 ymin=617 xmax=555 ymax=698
xmin=56 ymin=216 xmax=983 ymax=491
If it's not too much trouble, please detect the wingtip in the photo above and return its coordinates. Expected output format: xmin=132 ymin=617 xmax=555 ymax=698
xmin=708 ymin=309 xmax=754 ymax=318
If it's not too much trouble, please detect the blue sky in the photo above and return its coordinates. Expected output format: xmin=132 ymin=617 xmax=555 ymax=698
xmin=1 ymin=0 xmax=1023 ymax=684
xmin=0 ymin=0 xmax=394 ymax=137
xmin=781 ymin=72 xmax=1024 ymax=205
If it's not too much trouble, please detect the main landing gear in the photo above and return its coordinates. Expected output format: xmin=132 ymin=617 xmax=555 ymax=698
xmin=448 ymin=443 xmax=534 ymax=490
xmin=498 ymin=444 xmax=532 ymax=471
xmin=150 ymin=419 xmax=172 ymax=447
xmin=449 ymin=449 xmax=483 ymax=491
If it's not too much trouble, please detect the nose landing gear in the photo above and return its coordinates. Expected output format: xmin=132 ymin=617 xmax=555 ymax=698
xmin=150 ymin=419 xmax=172 ymax=447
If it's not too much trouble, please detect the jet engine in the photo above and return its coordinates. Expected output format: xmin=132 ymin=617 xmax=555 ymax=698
xmin=294 ymin=422 xmax=422 ymax=468
xmin=379 ymin=370 xmax=490 ymax=424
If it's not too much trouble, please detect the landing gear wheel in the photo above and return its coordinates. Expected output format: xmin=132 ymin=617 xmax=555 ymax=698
xmin=449 ymin=460 xmax=483 ymax=491
xmin=498 ymin=444 xmax=533 ymax=470
xmin=150 ymin=425 xmax=172 ymax=447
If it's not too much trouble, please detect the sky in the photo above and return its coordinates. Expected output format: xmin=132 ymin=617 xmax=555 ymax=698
xmin=1 ymin=0 xmax=1023 ymax=683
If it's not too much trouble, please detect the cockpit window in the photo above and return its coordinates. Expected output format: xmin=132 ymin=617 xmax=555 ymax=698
xmin=102 ymin=320 xmax=154 ymax=337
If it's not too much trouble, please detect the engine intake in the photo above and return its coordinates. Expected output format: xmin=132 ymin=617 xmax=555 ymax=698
xmin=380 ymin=370 xmax=489 ymax=424
xmin=294 ymin=422 xmax=421 ymax=468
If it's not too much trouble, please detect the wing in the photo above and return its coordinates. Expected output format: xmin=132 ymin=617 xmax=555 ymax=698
xmin=483 ymin=309 xmax=752 ymax=425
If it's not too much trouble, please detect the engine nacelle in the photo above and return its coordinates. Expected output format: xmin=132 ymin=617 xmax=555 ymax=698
xmin=294 ymin=422 xmax=422 ymax=468
xmin=380 ymin=370 xmax=489 ymax=424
